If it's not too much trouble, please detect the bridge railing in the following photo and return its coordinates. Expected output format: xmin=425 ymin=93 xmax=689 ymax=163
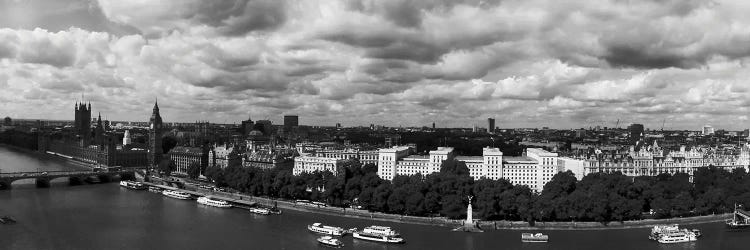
xmin=0 ymin=170 xmax=133 ymax=178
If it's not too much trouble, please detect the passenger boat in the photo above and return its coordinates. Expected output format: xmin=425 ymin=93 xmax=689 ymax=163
xmin=249 ymin=207 xmax=271 ymax=215
xmin=649 ymin=224 xmax=680 ymax=240
xmin=148 ymin=186 xmax=163 ymax=193
xmin=657 ymin=230 xmax=698 ymax=244
xmin=197 ymin=196 xmax=232 ymax=208
xmin=726 ymin=204 xmax=750 ymax=230
xmin=119 ymin=180 xmax=146 ymax=190
xmin=521 ymin=233 xmax=549 ymax=243
xmin=308 ymin=223 xmax=346 ymax=236
xmin=691 ymin=229 xmax=702 ymax=237
xmin=353 ymin=225 xmax=405 ymax=244
xmin=317 ymin=236 xmax=344 ymax=248
xmin=162 ymin=190 xmax=192 ymax=200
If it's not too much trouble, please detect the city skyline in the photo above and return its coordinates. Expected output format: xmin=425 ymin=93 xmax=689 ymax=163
xmin=2 ymin=0 xmax=750 ymax=130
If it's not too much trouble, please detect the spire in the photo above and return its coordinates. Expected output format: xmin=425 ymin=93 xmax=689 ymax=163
xmin=153 ymin=97 xmax=159 ymax=111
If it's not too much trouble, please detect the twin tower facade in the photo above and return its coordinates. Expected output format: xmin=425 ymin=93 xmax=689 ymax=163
xmin=72 ymin=100 xmax=164 ymax=167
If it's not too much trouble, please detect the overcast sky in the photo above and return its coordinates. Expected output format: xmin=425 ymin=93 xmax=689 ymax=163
xmin=1 ymin=0 xmax=750 ymax=130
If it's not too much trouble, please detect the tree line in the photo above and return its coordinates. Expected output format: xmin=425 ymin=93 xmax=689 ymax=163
xmin=199 ymin=159 xmax=750 ymax=222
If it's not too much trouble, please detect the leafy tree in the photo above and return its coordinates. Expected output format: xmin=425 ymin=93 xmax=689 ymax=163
xmin=157 ymin=158 xmax=175 ymax=176
xmin=187 ymin=161 xmax=201 ymax=179
xmin=161 ymin=135 xmax=177 ymax=154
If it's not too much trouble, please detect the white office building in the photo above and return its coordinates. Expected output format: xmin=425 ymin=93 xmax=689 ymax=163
xmin=292 ymin=156 xmax=348 ymax=175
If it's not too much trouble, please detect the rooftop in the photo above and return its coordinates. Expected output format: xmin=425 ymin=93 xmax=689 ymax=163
xmin=503 ymin=156 xmax=536 ymax=163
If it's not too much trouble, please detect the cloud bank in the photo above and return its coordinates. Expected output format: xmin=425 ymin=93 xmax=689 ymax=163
xmin=1 ymin=0 xmax=750 ymax=129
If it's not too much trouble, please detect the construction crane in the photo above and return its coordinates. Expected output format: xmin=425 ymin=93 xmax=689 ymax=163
xmin=615 ymin=119 xmax=620 ymax=129
xmin=661 ymin=118 xmax=666 ymax=131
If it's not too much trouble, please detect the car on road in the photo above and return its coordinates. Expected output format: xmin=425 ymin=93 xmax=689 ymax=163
xmin=41 ymin=172 xmax=48 ymax=176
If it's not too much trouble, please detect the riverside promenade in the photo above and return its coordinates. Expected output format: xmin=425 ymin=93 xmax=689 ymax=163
xmin=141 ymin=174 xmax=731 ymax=231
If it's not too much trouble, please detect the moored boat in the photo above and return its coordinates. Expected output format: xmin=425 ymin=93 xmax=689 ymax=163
xmin=148 ymin=186 xmax=163 ymax=193
xmin=657 ymin=230 xmax=698 ymax=244
xmin=197 ymin=196 xmax=232 ymax=208
xmin=726 ymin=204 xmax=750 ymax=231
xmin=317 ymin=236 xmax=344 ymax=248
xmin=353 ymin=225 xmax=405 ymax=244
xmin=521 ymin=233 xmax=549 ymax=243
xmin=308 ymin=223 xmax=346 ymax=236
xmin=119 ymin=180 xmax=146 ymax=190
xmin=649 ymin=224 xmax=680 ymax=240
xmin=162 ymin=190 xmax=192 ymax=200
xmin=249 ymin=207 xmax=271 ymax=215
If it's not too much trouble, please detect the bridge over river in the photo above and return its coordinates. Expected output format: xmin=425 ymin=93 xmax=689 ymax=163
xmin=0 ymin=170 xmax=134 ymax=189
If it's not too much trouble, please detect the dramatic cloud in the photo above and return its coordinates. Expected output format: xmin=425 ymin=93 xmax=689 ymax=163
xmin=1 ymin=0 xmax=750 ymax=129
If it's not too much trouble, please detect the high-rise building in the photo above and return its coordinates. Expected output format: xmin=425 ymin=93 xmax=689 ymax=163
xmin=148 ymin=100 xmax=163 ymax=166
xmin=3 ymin=117 xmax=11 ymax=126
xmin=488 ymin=118 xmax=495 ymax=133
xmin=284 ymin=115 xmax=299 ymax=128
xmin=628 ymin=123 xmax=644 ymax=144
xmin=74 ymin=102 xmax=91 ymax=145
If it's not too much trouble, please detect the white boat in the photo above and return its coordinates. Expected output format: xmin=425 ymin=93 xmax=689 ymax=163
xmin=657 ymin=230 xmax=698 ymax=244
xmin=148 ymin=186 xmax=163 ymax=193
xmin=162 ymin=190 xmax=192 ymax=200
xmin=521 ymin=233 xmax=549 ymax=243
xmin=317 ymin=236 xmax=344 ymax=248
xmin=308 ymin=223 xmax=346 ymax=236
xmin=249 ymin=207 xmax=271 ymax=215
xmin=353 ymin=226 xmax=405 ymax=244
xmin=119 ymin=180 xmax=146 ymax=190
xmin=197 ymin=196 xmax=232 ymax=208
xmin=649 ymin=224 xmax=680 ymax=240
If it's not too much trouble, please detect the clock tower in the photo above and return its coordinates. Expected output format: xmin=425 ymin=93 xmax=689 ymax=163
xmin=148 ymin=100 xmax=163 ymax=167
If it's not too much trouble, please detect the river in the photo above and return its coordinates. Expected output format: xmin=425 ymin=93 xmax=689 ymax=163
xmin=0 ymin=146 xmax=747 ymax=250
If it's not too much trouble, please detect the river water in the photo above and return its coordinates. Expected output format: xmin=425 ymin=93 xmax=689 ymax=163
xmin=0 ymin=146 xmax=747 ymax=250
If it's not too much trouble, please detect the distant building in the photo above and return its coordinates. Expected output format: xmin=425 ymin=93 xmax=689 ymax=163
xmin=558 ymin=157 xmax=585 ymax=180
xmin=384 ymin=134 xmax=401 ymax=148
xmin=284 ymin=115 xmax=299 ymax=129
xmin=315 ymin=149 xmax=379 ymax=166
xmin=292 ymin=156 xmax=348 ymax=175
xmin=702 ymin=125 xmax=715 ymax=136
xmin=3 ymin=117 xmax=11 ymax=126
xmin=254 ymin=120 xmax=273 ymax=135
xmin=241 ymin=115 xmax=254 ymax=135
xmin=488 ymin=118 xmax=496 ymax=133
xmin=209 ymin=144 xmax=242 ymax=169
xmin=169 ymin=146 xmax=209 ymax=176
xmin=123 ymin=130 xmax=132 ymax=146
xmin=375 ymin=146 xmax=562 ymax=192
xmin=628 ymin=123 xmax=644 ymax=144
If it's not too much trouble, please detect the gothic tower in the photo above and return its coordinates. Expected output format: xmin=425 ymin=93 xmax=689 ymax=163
xmin=95 ymin=112 xmax=105 ymax=147
xmin=74 ymin=102 xmax=92 ymax=145
xmin=148 ymin=100 xmax=163 ymax=166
